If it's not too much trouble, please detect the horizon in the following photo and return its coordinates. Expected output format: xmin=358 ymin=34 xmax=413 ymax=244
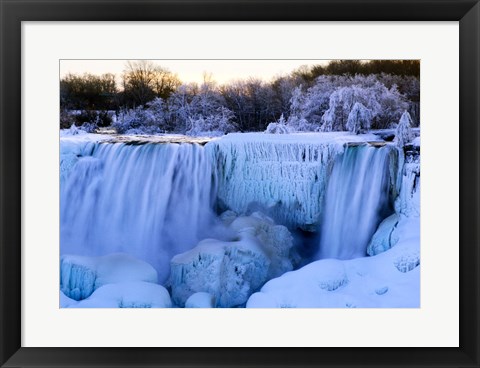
xmin=60 ymin=59 xmax=334 ymax=85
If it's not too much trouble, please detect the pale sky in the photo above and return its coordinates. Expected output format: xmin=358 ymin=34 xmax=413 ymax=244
xmin=60 ymin=59 xmax=330 ymax=85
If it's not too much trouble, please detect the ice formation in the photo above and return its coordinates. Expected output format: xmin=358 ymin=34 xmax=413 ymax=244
xmin=170 ymin=212 xmax=294 ymax=307
xmin=367 ymin=214 xmax=400 ymax=256
xmin=60 ymin=253 xmax=158 ymax=301
xmin=208 ymin=132 xmax=382 ymax=231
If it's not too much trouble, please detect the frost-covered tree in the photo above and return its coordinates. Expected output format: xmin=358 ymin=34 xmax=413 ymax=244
xmin=286 ymin=75 xmax=408 ymax=132
xmin=186 ymin=106 xmax=236 ymax=137
xmin=394 ymin=110 xmax=414 ymax=147
xmin=265 ymin=114 xmax=292 ymax=134
xmin=113 ymin=97 xmax=170 ymax=134
xmin=167 ymin=84 xmax=196 ymax=133
xmin=286 ymin=86 xmax=318 ymax=132
xmin=346 ymin=102 xmax=372 ymax=134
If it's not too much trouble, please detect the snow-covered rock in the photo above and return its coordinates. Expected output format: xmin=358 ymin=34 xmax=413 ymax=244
xmin=367 ymin=214 xmax=399 ymax=256
xmin=208 ymin=132 xmax=382 ymax=230
xmin=60 ymin=253 xmax=158 ymax=301
xmin=185 ymin=292 xmax=216 ymax=308
xmin=170 ymin=212 xmax=295 ymax=307
xmin=170 ymin=234 xmax=270 ymax=308
xmin=73 ymin=281 xmax=172 ymax=308
xmin=229 ymin=212 xmax=294 ymax=278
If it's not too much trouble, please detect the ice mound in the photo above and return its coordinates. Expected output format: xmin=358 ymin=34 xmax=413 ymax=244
xmin=170 ymin=212 xmax=294 ymax=307
xmin=185 ymin=292 xmax=216 ymax=308
xmin=208 ymin=132 xmax=380 ymax=230
xmin=394 ymin=253 xmax=420 ymax=273
xmin=229 ymin=212 xmax=294 ymax=278
xmin=72 ymin=281 xmax=171 ymax=308
xmin=367 ymin=214 xmax=399 ymax=256
xmin=170 ymin=234 xmax=270 ymax=307
xmin=60 ymin=253 xmax=158 ymax=301
xmin=246 ymin=217 xmax=420 ymax=308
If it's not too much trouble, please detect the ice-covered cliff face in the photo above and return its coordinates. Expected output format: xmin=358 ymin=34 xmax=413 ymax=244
xmin=60 ymin=141 xmax=220 ymax=282
xmin=207 ymin=132 xmax=382 ymax=231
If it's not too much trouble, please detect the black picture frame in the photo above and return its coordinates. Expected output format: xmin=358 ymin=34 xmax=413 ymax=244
xmin=1 ymin=0 xmax=479 ymax=367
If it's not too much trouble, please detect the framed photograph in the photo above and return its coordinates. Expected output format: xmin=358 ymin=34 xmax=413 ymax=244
xmin=1 ymin=0 xmax=479 ymax=367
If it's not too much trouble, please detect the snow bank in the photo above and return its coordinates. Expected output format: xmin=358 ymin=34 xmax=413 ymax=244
xmin=60 ymin=291 xmax=78 ymax=307
xmin=170 ymin=212 xmax=294 ymax=307
xmin=246 ymin=217 xmax=420 ymax=308
xmin=60 ymin=253 xmax=158 ymax=301
xmin=73 ymin=281 xmax=171 ymax=308
xmin=208 ymin=132 xmax=382 ymax=230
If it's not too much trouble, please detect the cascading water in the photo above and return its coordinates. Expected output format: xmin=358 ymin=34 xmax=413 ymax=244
xmin=60 ymin=142 xmax=220 ymax=282
xmin=317 ymin=145 xmax=394 ymax=260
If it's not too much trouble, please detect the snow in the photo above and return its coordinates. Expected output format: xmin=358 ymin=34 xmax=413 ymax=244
xmin=60 ymin=291 xmax=78 ymax=307
xmin=246 ymin=217 xmax=420 ymax=308
xmin=169 ymin=212 xmax=294 ymax=307
xmin=208 ymin=132 xmax=383 ymax=230
xmin=72 ymin=281 xmax=172 ymax=308
xmin=60 ymin=253 xmax=158 ymax=301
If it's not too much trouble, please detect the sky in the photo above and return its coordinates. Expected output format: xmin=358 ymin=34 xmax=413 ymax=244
xmin=60 ymin=59 xmax=330 ymax=85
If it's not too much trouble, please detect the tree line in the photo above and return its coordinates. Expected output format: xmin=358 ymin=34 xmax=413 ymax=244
xmin=60 ymin=60 xmax=420 ymax=134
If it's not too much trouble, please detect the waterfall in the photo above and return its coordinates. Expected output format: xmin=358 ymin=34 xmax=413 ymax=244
xmin=60 ymin=142 xmax=219 ymax=282
xmin=318 ymin=145 xmax=393 ymax=260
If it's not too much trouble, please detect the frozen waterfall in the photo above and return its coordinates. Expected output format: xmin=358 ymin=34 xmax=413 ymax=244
xmin=60 ymin=142 xmax=219 ymax=282
xmin=318 ymin=145 xmax=395 ymax=260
